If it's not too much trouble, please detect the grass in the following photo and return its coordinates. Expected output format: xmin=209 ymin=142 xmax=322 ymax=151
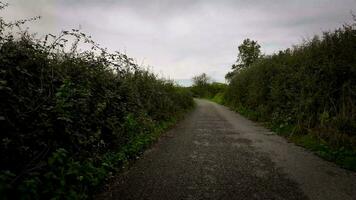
xmin=209 ymin=92 xmax=225 ymax=104
xmin=96 ymin=107 xmax=195 ymax=195
xmin=290 ymin=134 xmax=356 ymax=170
xmin=208 ymin=99 xmax=356 ymax=171
xmin=119 ymin=110 xmax=191 ymax=160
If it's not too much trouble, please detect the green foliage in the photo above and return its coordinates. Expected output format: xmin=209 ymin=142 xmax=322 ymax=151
xmin=291 ymin=134 xmax=356 ymax=171
xmin=190 ymin=73 xmax=227 ymax=99
xmin=225 ymin=38 xmax=261 ymax=82
xmin=223 ymin=21 xmax=356 ymax=170
xmin=210 ymin=92 xmax=225 ymax=104
xmin=234 ymin=38 xmax=261 ymax=69
xmin=190 ymin=73 xmax=211 ymax=97
xmin=0 ymin=4 xmax=194 ymax=199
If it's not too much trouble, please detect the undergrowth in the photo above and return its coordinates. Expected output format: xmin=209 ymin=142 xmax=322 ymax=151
xmin=228 ymin=105 xmax=356 ymax=171
xmin=0 ymin=2 xmax=194 ymax=199
xmin=221 ymin=18 xmax=356 ymax=170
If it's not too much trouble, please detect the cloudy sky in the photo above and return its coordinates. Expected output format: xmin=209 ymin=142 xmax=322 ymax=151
xmin=2 ymin=0 xmax=355 ymax=85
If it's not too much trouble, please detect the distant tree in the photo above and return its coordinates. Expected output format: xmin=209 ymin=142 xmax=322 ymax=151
xmin=192 ymin=73 xmax=210 ymax=86
xmin=225 ymin=38 xmax=261 ymax=82
xmin=191 ymin=73 xmax=211 ymax=97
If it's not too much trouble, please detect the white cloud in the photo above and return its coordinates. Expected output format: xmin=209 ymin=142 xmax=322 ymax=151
xmin=2 ymin=0 xmax=355 ymax=85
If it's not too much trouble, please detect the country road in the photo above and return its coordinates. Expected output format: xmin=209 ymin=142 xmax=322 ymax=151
xmin=98 ymin=99 xmax=356 ymax=200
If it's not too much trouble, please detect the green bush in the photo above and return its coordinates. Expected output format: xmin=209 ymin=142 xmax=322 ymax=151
xmin=224 ymin=22 xmax=356 ymax=150
xmin=0 ymin=5 xmax=194 ymax=199
xmin=190 ymin=73 xmax=227 ymax=99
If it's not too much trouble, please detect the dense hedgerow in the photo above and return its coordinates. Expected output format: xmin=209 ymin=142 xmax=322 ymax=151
xmin=190 ymin=82 xmax=227 ymax=99
xmin=224 ymin=22 xmax=356 ymax=149
xmin=190 ymin=73 xmax=227 ymax=100
xmin=0 ymin=4 xmax=193 ymax=199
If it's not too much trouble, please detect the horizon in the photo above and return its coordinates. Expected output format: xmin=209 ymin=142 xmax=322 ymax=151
xmin=2 ymin=0 xmax=355 ymax=86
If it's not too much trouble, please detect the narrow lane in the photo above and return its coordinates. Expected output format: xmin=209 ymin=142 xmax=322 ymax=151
xmin=98 ymin=99 xmax=356 ymax=200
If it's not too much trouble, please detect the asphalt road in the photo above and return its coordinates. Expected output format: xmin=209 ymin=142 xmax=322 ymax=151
xmin=97 ymin=99 xmax=356 ymax=200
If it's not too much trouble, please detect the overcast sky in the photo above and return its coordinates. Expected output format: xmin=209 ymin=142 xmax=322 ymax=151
xmin=2 ymin=0 xmax=355 ymax=85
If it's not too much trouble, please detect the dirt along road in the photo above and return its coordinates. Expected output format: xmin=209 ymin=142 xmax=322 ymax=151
xmin=98 ymin=99 xmax=356 ymax=200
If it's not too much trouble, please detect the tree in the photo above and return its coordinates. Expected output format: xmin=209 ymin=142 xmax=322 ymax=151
xmin=225 ymin=38 xmax=261 ymax=82
xmin=224 ymin=71 xmax=236 ymax=83
xmin=192 ymin=73 xmax=210 ymax=86
xmin=191 ymin=73 xmax=211 ymax=97
xmin=234 ymin=38 xmax=261 ymax=70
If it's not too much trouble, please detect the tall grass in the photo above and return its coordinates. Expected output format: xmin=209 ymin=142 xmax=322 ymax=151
xmin=0 ymin=4 xmax=193 ymax=199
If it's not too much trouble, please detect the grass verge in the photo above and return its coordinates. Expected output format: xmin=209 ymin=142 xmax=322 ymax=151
xmin=207 ymin=99 xmax=356 ymax=171
xmin=95 ymin=107 xmax=194 ymax=196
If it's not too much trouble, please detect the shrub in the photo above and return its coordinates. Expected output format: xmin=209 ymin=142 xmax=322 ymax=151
xmin=224 ymin=22 xmax=356 ymax=149
xmin=190 ymin=73 xmax=227 ymax=99
xmin=0 ymin=4 xmax=194 ymax=199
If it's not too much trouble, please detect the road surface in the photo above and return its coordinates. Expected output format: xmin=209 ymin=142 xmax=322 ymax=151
xmin=98 ymin=99 xmax=356 ymax=200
